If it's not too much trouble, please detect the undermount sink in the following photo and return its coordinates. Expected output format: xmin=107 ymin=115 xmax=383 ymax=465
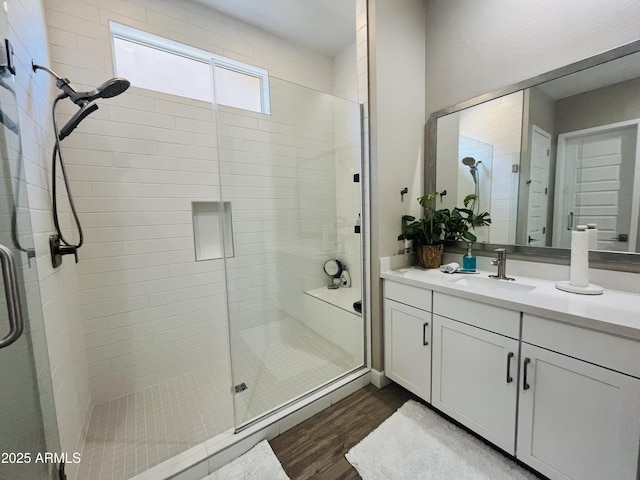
xmin=448 ymin=275 xmax=537 ymax=293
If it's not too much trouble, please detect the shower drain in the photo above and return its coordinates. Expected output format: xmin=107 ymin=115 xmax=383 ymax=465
xmin=234 ymin=383 xmax=248 ymax=393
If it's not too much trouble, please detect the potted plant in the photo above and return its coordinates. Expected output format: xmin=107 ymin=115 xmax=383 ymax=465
xmin=398 ymin=193 xmax=491 ymax=269
xmin=445 ymin=194 xmax=491 ymax=244
xmin=398 ymin=192 xmax=449 ymax=268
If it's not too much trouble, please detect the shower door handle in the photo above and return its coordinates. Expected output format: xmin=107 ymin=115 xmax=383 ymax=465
xmin=0 ymin=244 xmax=24 ymax=349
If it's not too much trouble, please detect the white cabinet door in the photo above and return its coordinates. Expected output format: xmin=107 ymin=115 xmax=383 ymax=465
xmin=432 ymin=314 xmax=519 ymax=454
xmin=384 ymin=299 xmax=431 ymax=402
xmin=517 ymin=343 xmax=640 ymax=480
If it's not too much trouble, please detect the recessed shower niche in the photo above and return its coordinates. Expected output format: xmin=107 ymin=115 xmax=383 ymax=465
xmin=192 ymin=201 xmax=234 ymax=261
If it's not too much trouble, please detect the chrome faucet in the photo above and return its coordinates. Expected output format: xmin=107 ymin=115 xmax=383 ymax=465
xmin=489 ymin=248 xmax=515 ymax=281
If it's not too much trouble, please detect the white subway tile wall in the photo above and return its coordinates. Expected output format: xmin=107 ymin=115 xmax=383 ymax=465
xmin=218 ymin=76 xmax=364 ymax=424
xmin=40 ymin=0 xmax=363 ymax=409
xmin=459 ymin=91 xmax=523 ymax=243
xmin=218 ymin=77 xmax=356 ymax=333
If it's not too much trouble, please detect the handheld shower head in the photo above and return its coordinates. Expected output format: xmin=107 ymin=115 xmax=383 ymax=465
xmin=59 ymin=101 xmax=99 ymax=141
xmin=70 ymin=77 xmax=130 ymax=103
xmin=32 ymin=61 xmax=130 ymax=106
xmin=33 ymin=60 xmax=131 ymax=141
xmin=462 ymin=157 xmax=477 ymax=168
xmin=461 ymin=156 xmax=481 ymax=185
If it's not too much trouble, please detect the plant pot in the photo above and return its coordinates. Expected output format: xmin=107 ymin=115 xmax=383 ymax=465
xmin=417 ymin=244 xmax=444 ymax=269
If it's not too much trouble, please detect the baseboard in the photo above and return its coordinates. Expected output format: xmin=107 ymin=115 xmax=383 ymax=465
xmin=370 ymin=369 xmax=391 ymax=389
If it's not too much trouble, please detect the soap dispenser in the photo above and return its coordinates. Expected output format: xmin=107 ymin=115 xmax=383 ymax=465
xmin=462 ymin=243 xmax=476 ymax=272
xmin=340 ymin=267 xmax=352 ymax=287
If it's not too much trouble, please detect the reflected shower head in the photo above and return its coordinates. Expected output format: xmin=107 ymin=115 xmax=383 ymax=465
xmin=461 ymin=157 xmax=481 ymax=185
xmin=462 ymin=156 xmax=477 ymax=168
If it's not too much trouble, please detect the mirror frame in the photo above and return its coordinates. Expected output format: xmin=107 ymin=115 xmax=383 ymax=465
xmin=426 ymin=39 xmax=640 ymax=273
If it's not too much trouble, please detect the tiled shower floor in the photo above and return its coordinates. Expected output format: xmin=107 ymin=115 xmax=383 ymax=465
xmin=77 ymin=327 xmax=360 ymax=479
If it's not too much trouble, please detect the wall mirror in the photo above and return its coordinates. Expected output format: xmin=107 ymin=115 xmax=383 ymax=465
xmin=431 ymin=40 xmax=640 ymax=268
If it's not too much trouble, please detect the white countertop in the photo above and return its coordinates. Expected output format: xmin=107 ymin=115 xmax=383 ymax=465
xmin=381 ymin=267 xmax=640 ymax=341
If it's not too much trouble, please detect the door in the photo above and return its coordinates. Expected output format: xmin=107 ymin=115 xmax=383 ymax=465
xmin=432 ymin=314 xmax=519 ymax=454
xmin=384 ymin=299 xmax=431 ymax=401
xmin=0 ymin=41 xmax=60 ymax=478
xmin=517 ymin=343 xmax=640 ymax=480
xmin=554 ymin=124 xmax=638 ymax=251
xmin=526 ymin=125 xmax=551 ymax=246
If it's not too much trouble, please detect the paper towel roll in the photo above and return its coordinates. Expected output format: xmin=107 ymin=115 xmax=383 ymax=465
xmin=587 ymin=223 xmax=598 ymax=250
xmin=570 ymin=227 xmax=589 ymax=287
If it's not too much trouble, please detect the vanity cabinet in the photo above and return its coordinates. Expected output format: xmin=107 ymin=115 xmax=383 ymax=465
xmin=516 ymin=343 xmax=640 ymax=480
xmin=518 ymin=313 xmax=640 ymax=480
xmin=383 ymin=282 xmax=432 ymax=401
xmin=382 ymin=278 xmax=640 ymax=480
xmin=431 ymin=293 xmax=520 ymax=454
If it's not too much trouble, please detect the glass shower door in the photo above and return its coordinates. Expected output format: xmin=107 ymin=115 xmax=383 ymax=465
xmin=212 ymin=70 xmax=366 ymax=427
xmin=0 ymin=45 xmax=60 ymax=480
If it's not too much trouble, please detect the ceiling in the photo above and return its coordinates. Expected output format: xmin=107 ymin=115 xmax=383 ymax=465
xmin=192 ymin=0 xmax=355 ymax=58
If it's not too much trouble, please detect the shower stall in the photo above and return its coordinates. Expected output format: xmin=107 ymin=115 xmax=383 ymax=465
xmin=56 ymin=69 xmax=365 ymax=478
xmin=1 ymin=0 xmax=367 ymax=477
xmin=1 ymin=69 xmax=365 ymax=480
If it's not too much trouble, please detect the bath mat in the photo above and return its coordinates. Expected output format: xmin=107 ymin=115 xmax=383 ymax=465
xmin=346 ymin=400 xmax=538 ymax=480
xmin=205 ymin=440 xmax=289 ymax=480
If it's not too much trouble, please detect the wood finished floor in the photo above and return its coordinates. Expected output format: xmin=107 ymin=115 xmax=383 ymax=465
xmin=270 ymin=382 xmax=419 ymax=480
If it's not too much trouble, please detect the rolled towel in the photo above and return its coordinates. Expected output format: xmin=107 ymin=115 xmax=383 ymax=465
xmin=440 ymin=262 xmax=460 ymax=274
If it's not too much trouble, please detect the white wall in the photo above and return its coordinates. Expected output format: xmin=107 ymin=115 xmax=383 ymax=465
xmin=366 ymin=0 xmax=640 ymax=370
xmin=368 ymin=0 xmax=426 ymax=369
xmin=9 ymin=0 xmax=91 ymax=477
xmin=423 ymin=0 xmax=640 ymax=251
xmin=424 ymin=0 xmax=640 ymax=114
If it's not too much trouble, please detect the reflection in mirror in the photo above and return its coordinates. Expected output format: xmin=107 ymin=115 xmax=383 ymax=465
xmin=437 ymin=91 xmax=523 ymax=244
xmin=435 ymin=48 xmax=640 ymax=254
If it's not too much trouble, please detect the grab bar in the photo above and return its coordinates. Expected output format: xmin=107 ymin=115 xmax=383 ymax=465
xmin=0 ymin=244 xmax=24 ymax=348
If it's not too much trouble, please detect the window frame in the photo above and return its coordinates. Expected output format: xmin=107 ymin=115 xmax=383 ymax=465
xmin=110 ymin=22 xmax=271 ymax=114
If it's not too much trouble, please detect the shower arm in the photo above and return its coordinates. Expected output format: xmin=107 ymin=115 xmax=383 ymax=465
xmin=32 ymin=61 xmax=86 ymax=106
xmin=31 ymin=62 xmax=63 ymax=81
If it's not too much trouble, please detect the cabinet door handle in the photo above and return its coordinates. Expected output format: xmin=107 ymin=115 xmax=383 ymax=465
xmin=506 ymin=351 xmax=514 ymax=383
xmin=422 ymin=322 xmax=429 ymax=346
xmin=523 ymin=357 xmax=531 ymax=390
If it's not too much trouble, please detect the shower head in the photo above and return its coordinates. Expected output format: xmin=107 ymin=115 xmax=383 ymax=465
xmin=71 ymin=77 xmax=130 ymax=104
xmin=461 ymin=156 xmax=481 ymax=185
xmin=32 ymin=61 xmax=130 ymax=106
xmin=33 ymin=61 xmax=130 ymax=141
xmin=462 ymin=157 xmax=477 ymax=168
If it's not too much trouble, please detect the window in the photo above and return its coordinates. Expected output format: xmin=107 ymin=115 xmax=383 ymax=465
xmin=110 ymin=22 xmax=270 ymax=114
